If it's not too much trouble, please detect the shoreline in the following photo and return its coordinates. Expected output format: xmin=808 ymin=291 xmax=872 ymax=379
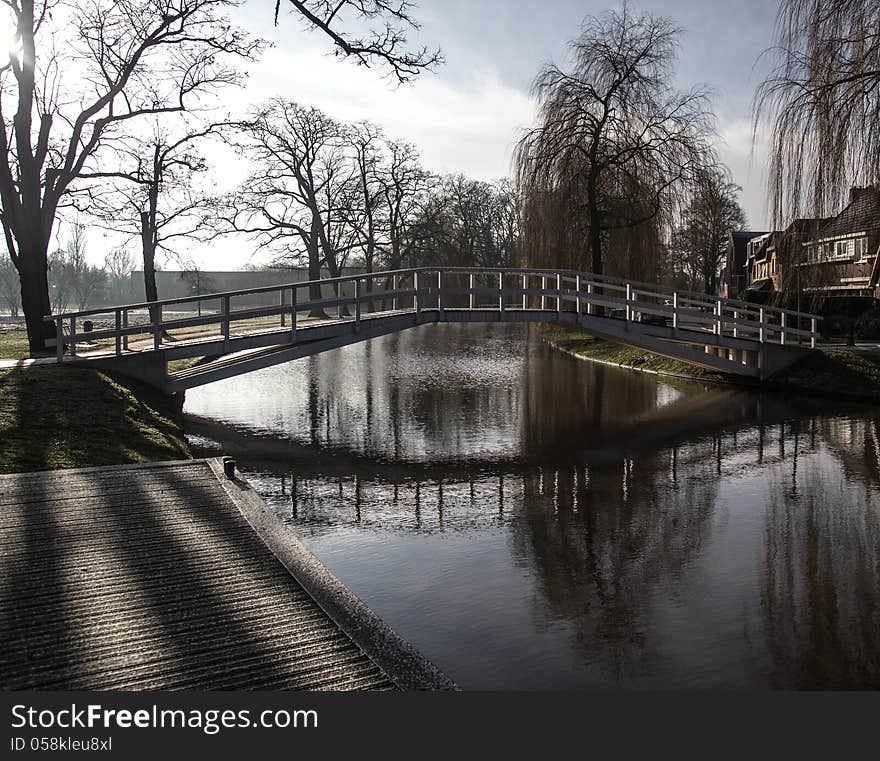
xmin=542 ymin=325 xmax=880 ymax=404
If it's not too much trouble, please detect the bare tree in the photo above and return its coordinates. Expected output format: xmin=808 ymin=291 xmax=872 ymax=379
xmin=61 ymin=222 xmax=106 ymax=311
xmin=347 ymin=121 xmax=385 ymax=286
xmin=671 ymin=169 xmax=746 ymax=293
xmin=377 ymin=138 xmax=431 ymax=269
xmin=103 ymin=247 xmax=135 ymax=303
xmin=755 ymin=0 xmax=880 ymax=222
xmin=273 ymin=0 xmax=443 ymax=83
xmin=178 ymin=260 xmax=216 ymax=315
xmin=514 ymin=3 xmax=716 ymax=277
xmin=219 ymin=100 xmax=356 ymax=313
xmin=0 ymin=0 xmax=262 ymax=352
xmin=81 ymin=122 xmax=226 ymax=306
xmin=0 ymin=250 xmax=20 ymax=316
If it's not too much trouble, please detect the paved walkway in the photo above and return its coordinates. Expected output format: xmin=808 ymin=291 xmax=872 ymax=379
xmin=0 ymin=459 xmax=452 ymax=690
xmin=0 ymin=356 xmax=56 ymax=369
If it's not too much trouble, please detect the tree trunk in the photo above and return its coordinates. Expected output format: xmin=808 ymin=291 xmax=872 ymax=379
xmin=141 ymin=212 xmax=162 ymax=328
xmin=17 ymin=238 xmax=54 ymax=354
xmin=307 ymin=225 xmax=326 ymax=318
xmin=586 ymin=185 xmax=604 ymax=317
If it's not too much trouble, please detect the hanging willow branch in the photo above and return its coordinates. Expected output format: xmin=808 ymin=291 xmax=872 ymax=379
xmin=754 ymin=0 xmax=880 ymax=224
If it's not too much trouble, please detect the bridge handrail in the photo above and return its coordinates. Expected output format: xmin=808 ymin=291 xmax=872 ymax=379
xmin=42 ymin=265 xmax=824 ymax=323
xmin=45 ymin=265 xmax=824 ymax=362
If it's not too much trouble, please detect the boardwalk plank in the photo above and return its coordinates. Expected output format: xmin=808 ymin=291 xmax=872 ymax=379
xmin=0 ymin=459 xmax=400 ymax=691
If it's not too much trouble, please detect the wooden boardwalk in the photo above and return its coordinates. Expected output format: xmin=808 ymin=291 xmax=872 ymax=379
xmin=0 ymin=459 xmax=452 ymax=690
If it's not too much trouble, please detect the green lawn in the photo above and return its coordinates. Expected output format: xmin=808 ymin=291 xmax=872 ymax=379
xmin=0 ymin=329 xmax=33 ymax=360
xmin=542 ymin=325 xmax=723 ymax=381
xmin=0 ymin=365 xmax=191 ymax=474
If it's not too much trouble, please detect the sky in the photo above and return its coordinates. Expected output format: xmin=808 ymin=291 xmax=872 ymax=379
xmin=91 ymin=0 xmax=781 ymax=269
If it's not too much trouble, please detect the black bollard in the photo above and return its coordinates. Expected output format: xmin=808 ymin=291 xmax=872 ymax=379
xmin=222 ymin=456 xmax=236 ymax=480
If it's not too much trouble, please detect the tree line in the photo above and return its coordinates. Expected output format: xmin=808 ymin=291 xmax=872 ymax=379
xmin=0 ymin=0 xmax=443 ymax=352
xmin=214 ymin=101 xmax=518 ymax=297
xmin=4 ymin=1 xmax=868 ymax=353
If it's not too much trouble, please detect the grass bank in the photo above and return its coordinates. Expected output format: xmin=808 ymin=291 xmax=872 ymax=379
xmin=544 ymin=325 xmax=880 ymax=402
xmin=542 ymin=325 xmax=726 ymax=383
xmin=0 ymin=365 xmax=190 ymax=474
xmin=0 ymin=328 xmax=33 ymax=361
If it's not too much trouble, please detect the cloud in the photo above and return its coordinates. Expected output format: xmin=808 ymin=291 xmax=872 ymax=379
xmin=240 ymin=45 xmax=536 ymax=181
xmin=716 ymin=117 xmax=770 ymax=228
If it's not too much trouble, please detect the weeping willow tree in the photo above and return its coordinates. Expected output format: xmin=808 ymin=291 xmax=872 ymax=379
xmin=514 ymin=3 xmax=716 ymax=279
xmin=755 ymin=0 xmax=880 ymax=223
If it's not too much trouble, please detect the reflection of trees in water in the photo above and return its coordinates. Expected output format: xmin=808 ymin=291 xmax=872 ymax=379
xmin=509 ymin=451 xmax=719 ymax=682
xmin=816 ymin=415 xmax=880 ymax=490
xmin=298 ymin=324 xmax=528 ymax=462
xmin=760 ymin=420 xmax=880 ymax=688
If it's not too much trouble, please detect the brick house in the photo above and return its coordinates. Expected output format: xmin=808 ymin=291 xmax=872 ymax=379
xmin=743 ymin=219 xmax=824 ymax=302
xmin=799 ymin=186 xmax=880 ymax=300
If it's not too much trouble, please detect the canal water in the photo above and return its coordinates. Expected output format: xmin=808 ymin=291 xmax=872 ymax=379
xmin=184 ymin=323 xmax=880 ymax=689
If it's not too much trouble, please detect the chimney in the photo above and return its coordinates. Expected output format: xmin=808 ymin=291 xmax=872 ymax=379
xmin=850 ymin=185 xmax=880 ymax=204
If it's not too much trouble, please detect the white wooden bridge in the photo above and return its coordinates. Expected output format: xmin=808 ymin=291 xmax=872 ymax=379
xmin=45 ymin=267 xmax=822 ymax=392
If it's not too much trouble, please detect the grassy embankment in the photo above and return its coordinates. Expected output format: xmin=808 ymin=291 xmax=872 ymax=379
xmin=543 ymin=325 xmax=880 ymax=402
xmin=0 ymin=328 xmax=190 ymax=474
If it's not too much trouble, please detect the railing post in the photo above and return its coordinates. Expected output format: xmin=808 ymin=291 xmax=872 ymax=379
xmin=780 ymin=311 xmax=786 ymax=345
xmin=221 ymin=296 xmax=230 ymax=351
xmin=69 ymin=317 xmax=76 ymax=357
xmin=290 ymin=286 xmax=297 ymax=341
xmin=715 ymin=299 xmax=722 ymax=335
xmin=153 ymin=306 xmax=162 ymax=351
xmin=557 ymin=273 xmax=563 ymax=317
xmin=522 ymin=274 xmax=527 ymax=310
xmin=469 ymin=272 xmax=475 ymax=310
xmin=122 ymin=309 xmax=129 ymax=351
xmin=415 ymin=271 xmax=422 ymax=322
xmin=672 ymin=292 xmax=679 ymax=330
xmin=541 ymin=276 xmax=546 ymax=310
xmin=280 ymin=289 xmax=286 ymax=327
xmin=576 ymin=274 xmax=582 ymax=315
xmin=355 ymin=278 xmax=362 ymax=332
xmin=587 ymin=281 xmax=594 ymax=315
xmin=499 ymin=272 xmax=505 ymax=312
xmin=392 ymin=275 xmax=399 ymax=312
xmin=115 ymin=309 xmax=122 ymax=356
xmin=55 ymin=317 xmax=63 ymax=363
xmin=732 ymin=309 xmax=738 ymax=338
xmin=625 ymin=283 xmax=632 ymax=323
xmin=811 ymin=318 xmax=817 ymax=349
xmin=759 ymin=307 xmax=766 ymax=343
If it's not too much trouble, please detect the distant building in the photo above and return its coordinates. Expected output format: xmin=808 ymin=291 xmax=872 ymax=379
xmin=800 ymin=186 xmax=880 ymax=300
xmin=744 ymin=218 xmax=825 ymax=302
xmin=127 ymin=267 xmax=366 ymax=308
xmin=721 ymin=230 xmax=766 ymax=298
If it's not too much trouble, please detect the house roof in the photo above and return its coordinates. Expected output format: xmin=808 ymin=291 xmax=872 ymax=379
xmin=729 ymin=230 xmax=767 ymax=268
xmin=815 ymin=187 xmax=880 ymax=240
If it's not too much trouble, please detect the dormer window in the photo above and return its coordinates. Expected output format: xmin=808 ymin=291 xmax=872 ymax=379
xmin=854 ymin=236 xmax=871 ymax=262
xmin=834 ymin=240 xmax=849 ymax=259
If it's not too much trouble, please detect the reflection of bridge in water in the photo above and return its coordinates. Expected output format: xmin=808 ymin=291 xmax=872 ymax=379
xmin=47 ymin=267 xmax=821 ymax=391
xmin=242 ymin=412 xmax=880 ymax=688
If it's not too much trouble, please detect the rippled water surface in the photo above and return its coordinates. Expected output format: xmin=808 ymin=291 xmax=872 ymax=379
xmin=184 ymin=323 xmax=880 ymax=689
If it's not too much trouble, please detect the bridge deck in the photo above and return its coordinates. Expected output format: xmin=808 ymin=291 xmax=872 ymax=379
xmin=0 ymin=459 xmax=450 ymax=690
xmin=46 ymin=267 xmax=823 ymax=387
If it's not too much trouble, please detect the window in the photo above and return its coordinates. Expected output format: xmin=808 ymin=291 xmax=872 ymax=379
xmin=834 ymin=240 xmax=849 ymax=259
xmin=854 ymin=237 xmax=871 ymax=262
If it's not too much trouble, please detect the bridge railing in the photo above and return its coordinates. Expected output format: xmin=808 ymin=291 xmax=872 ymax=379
xmin=44 ymin=267 xmax=822 ymax=361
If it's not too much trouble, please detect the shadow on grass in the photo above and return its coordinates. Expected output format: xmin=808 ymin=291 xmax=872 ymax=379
xmin=0 ymin=366 xmax=189 ymax=474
